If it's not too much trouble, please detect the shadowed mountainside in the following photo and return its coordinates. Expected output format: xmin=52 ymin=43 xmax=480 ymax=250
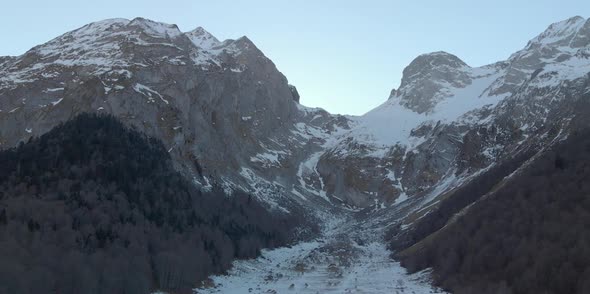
xmin=0 ymin=113 xmax=310 ymax=294
xmin=392 ymin=125 xmax=590 ymax=294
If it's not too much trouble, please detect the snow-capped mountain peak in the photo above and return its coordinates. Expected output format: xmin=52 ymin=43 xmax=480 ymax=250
xmin=311 ymin=16 xmax=590 ymax=209
xmin=185 ymin=26 xmax=221 ymax=49
xmin=395 ymin=51 xmax=472 ymax=113
xmin=0 ymin=17 xmax=268 ymax=89
xmin=128 ymin=17 xmax=183 ymax=39
xmin=402 ymin=51 xmax=469 ymax=75
xmin=526 ymin=16 xmax=587 ymax=48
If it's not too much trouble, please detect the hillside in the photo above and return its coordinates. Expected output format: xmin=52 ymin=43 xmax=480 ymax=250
xmin=393 ymin=125 xmax=590 ymax=294
xmin=0 ymin=113 xmax=307 ymax=294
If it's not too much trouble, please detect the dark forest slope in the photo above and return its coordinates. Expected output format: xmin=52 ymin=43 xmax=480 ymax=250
xmin=394 ymin=128 xmax=590 ymax=294
xmin=0 ymin=113 xmax=306 ymax=294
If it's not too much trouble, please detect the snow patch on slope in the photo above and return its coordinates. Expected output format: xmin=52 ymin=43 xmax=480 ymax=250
xmin=133 ymin=83 xmax=169 ymax=104
xmin=296 ymin=151 xmax=329 ymax=202
xmin=129 ymin=17 xmax=182 ymax=39
xmin=185 ymin=27 xmax=221 ymax=49
xmin=238 ymin=168 xmax=290 ymax=213
xmin=338 ymin=66 xmax=507 ymax=157
xmin=250 ymin=149 xmax=288 ymax=168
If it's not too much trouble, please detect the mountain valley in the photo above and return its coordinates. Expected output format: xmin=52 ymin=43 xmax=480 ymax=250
xmin=1 ymin=15 xmax=590 ymax=294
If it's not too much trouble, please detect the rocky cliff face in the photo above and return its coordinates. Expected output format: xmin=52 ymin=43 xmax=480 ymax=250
xmin=1 ymin=16 xmax=590 ymax=220
xmin=395 ymin=51 xmax=471 ymax=113
xmin=0 ymin=17 xmax=350 ymax=213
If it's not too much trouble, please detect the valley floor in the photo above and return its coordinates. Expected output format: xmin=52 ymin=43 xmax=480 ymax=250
xmin=197 ymin=214 xmax=446 ymax=294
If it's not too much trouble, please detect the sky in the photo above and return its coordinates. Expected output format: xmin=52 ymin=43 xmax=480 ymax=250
xmin=1 ymin=1 xmax=588 ymax=115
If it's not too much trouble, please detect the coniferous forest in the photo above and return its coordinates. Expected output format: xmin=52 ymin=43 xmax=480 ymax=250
xmin=0 ymin=113 xmax=308 ymax=294
xmin=393 ymin=128 xmax=590 ymax=294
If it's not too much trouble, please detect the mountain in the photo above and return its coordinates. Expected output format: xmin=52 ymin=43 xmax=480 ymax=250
xmin=1 ymin=15 xmax=590 ymax=293
xmin=394 ymin=126 xmax=590 ymax=294
xmin=314 ymin=15 xmax=590 ymax=210
xmin=0 ymin=17 xmax=351 ymax=215
xmin=0 ymin=113 xmax=305 ymax=294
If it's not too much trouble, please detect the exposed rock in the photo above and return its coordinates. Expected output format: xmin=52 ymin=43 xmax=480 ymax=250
xmin=289 ymin=84 xmax=300 ymax=103
xmin=313 ymin=16 xmax=590 ymax=209
xmin=1 ymin=16 xmax=590 ymax=217
xmin=396 ymin=51 xmax=471 ymax=113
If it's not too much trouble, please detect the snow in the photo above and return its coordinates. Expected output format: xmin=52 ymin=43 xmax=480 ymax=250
xmin=163 ymin=56 xmax=186 ymax=65
xmin=292 ymin=122 xmax=330 ymax=141
xmin=44 ymin=87 xmax=64 ymax=92
xmin=317 ymin=16 xmax=589 ymax=164
xmin=133 ymin=83 xmax=169 ymax=104
xmin=250 ymin=144 xmax=289 ymax=168
xmin=198 ymin=226 xmax=445 ymax=294
xmin=347 ymin=66 xmax=507 ymax=154
xmin=130 ymin=38 xmax=184 ymax=51
xmin=40 ymin=72 xmax=58 ymax=79
xmin=417 ymin=171 xmax=459 ymax=209
xmin=289 ymin=110 xmax=353 ymax=204
xmin=107 ymin=69 xmax=132 ymax=79
xmin=531 ymin=53 xmax=590 ymax=88
xmin=0 ymin=18 xmax=235 ymax=88
xmin=296 ymin=151 xmax=329 ymax=202
xmin=201 ymin=176 xmax=213 ymax=192
xmin=50 ymin=98 xmax=63 ymax=106
xmin=185 ymin=27 xmax=245 ymax=68
xmin=185 ymin=27 xmax=221 ymax=49
xmin=35 ymin=27 xmax=127 ymax=70
xmin=528 ymin=16 xmax=586 ymax=47
xmin=251 ymin=152 xmax=281 ymax=167
xmin=387 ymin=169 xmax=409 ymax=206
xmin=291 ymin=188 xmax=308 ymax=200
xmin=0 ymin=19 xmax=133 ymax=83
xmin=394 ymin=192 xmax=409 ymax=205
xmin=128 ymin=18 xmax=182 ymax=39
xmin=295 ymin=102 xmax=328 ymax=115
xmin=238 ymin=167 xmax=290 ymax=213
xmin=189 ymin=39 xmax=242 ymax=67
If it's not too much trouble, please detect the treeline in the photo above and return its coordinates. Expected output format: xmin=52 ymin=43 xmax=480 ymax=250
xmin=0 ymin=113 xmax=309 ymax=294
xmin=394 ymin=128 xmax=590 ymax=294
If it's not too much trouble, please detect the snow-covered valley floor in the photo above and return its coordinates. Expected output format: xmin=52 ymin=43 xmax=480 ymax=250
xmin=197 ymin=215 xmax=446 ymax=294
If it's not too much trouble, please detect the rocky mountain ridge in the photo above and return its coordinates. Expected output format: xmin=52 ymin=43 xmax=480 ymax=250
xmin=0 ymin=17 xmax=338 ymax=214
xmin=313 ymin=15 xmax=590 ymax=212
xmin=1 ymin=16 xmax=590 ymax=223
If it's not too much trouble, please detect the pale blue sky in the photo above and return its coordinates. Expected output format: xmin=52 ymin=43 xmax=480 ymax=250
xmin=1 ymin=1 xmax=588 ymax=115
